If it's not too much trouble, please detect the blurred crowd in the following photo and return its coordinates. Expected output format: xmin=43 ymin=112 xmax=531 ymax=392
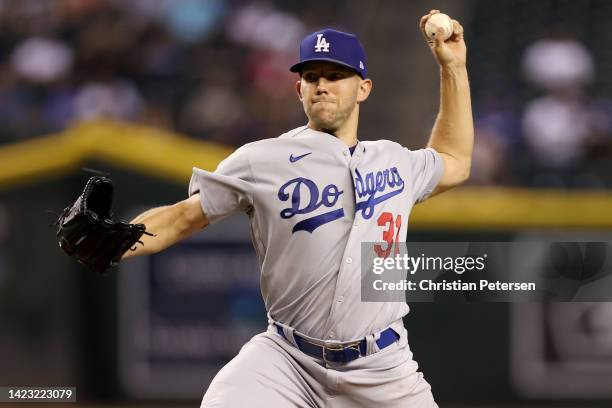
xmin=468 ymin=0 xmax=612 ymax=188
xmin=1 ymin=0 xmax=612 ymax=188
xmin=471 ymin=37 xmax=612 ymax=188
xmin=0 ymin=0 xmax=334 ymax=146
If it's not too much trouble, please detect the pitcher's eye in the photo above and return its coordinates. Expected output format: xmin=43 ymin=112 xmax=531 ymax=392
xmin=303 ymin=73 xmax=318 ymax=82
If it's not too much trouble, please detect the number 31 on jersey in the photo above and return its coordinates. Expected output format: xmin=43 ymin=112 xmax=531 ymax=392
xmin=374 ymin=212 xmax=402 ymax=258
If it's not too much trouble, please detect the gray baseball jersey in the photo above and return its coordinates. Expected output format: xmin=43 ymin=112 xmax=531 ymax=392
xmin=189 ymin=125 xmax=443 ymax=342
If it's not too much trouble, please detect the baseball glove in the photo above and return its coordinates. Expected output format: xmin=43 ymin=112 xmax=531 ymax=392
xmin=55 ymin=176 xmax=150 ymax=274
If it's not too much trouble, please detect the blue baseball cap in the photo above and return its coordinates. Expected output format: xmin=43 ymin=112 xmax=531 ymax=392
xmin=290 ymin=28 xmax=367 ymax=79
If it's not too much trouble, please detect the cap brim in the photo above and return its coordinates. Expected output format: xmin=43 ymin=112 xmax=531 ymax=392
xmin=290 ymin=58 xmax=365 ymax=79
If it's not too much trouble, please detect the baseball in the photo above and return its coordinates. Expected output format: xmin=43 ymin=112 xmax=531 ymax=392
xmin=425 ymin=13 xmax=454 ymax=41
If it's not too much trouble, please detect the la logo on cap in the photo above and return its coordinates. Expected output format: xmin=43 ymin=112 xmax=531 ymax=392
xmin=314 ymin=34 xmax=330 ymax=53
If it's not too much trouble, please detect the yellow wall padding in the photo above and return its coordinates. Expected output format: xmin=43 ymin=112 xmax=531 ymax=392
xmin=411 ymin=187 xmax=612 ymax=230
xmin=0 ymin=120 xmax=234 ymax=188
xmin=0 ymin=130 xmax=81 ymax=188
xmin=0 ymin=120 xmax=611 ymax=230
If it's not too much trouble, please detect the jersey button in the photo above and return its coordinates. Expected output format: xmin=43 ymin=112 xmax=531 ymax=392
xmin=346 ymin=257 xmax=353 ymax=264
xmin=338 ymin=296 xmax=344 ymax=303
xmin=328 ymin=332 xmax=335 ymax=339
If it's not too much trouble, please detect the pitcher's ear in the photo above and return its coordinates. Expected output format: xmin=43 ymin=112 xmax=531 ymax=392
xmin=296 ymin=80 xmax=303 ymax=101
xmin=357 ymin=78 xmax=372 ymax=103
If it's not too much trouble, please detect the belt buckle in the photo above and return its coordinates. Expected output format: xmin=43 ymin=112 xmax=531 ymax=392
xmin=344 ymin=341 xmax=362 ymax=361
xmin=323 ymin=341 xmax=361 ymax=363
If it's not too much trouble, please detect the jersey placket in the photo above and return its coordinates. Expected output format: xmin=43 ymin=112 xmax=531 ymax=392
xmin=323 ymin=144 xmax=365 ymax=341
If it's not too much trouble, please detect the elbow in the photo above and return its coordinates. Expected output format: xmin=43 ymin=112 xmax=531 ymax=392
xmin=452 ymin=159 xmax=471 ymax=187
xmin=175 ymin=203 xmax=195 ymax=238
xmin=175 ymin=195 xmax=209 ymax=238
xmin=459 ymin=161 xmax=471 ymax=184
xmin=438 ymin=151 xmax=472 ymax=188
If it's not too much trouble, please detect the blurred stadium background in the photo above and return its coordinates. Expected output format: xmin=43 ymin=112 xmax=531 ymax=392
xmin=0 ymin=0 xmax=611 ymax=407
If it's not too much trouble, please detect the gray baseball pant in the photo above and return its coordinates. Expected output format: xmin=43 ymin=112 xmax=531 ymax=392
xmin=200 ymin=320 xmax=438 ymax=407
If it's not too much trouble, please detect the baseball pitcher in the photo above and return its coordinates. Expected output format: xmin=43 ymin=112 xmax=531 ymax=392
xmin=57 ymin=10 xmax=473 ymax=407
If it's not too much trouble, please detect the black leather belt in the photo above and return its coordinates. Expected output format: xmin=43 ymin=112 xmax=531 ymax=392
xmin=275 ymin=324 xmax=399 ymax=363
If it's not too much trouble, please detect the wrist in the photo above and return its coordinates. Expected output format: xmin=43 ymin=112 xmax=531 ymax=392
xmin=440 ymin=63 xmax=467 ymax=78
xmin=440 ymin=62 xmax=467 ymax=72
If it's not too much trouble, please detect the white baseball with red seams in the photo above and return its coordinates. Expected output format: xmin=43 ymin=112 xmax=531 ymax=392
xmin=425 ymin=13 xmax=454 ymax=41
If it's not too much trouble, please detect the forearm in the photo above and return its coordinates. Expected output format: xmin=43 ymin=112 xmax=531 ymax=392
xmin=427 ymin=65 xmax=474 ymax=166
xmin=122 ymin=196 xmax=208 ymax=259
xmin=122 ymin=205 xmax=180 ymax=258
xmin=122 ymin=202 xmax=200 ymax=259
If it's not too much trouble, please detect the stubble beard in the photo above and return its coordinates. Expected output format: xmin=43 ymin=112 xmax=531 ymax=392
xmin=309 ymin=103 xmax=353 ymax=134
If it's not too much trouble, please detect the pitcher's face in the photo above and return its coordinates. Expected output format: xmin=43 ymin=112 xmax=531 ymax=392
xmin=296 ymin=61 xmax=363 ymax=132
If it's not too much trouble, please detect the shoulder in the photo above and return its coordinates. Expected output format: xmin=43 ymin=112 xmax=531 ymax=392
xmin=363 ymin=139 xmax=441 ymax=154
xmin=362 ymin=140 xmax=442 ymax=164
xmin=227 ymin=137 xmax=283 ymax=158
xmin=362 ymin=139 xmax=404 ymax=153
xmin=220 ymin=127 xmax=310 ymax=166
xmin=233 ymin=126 xmax=309 ymax=153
